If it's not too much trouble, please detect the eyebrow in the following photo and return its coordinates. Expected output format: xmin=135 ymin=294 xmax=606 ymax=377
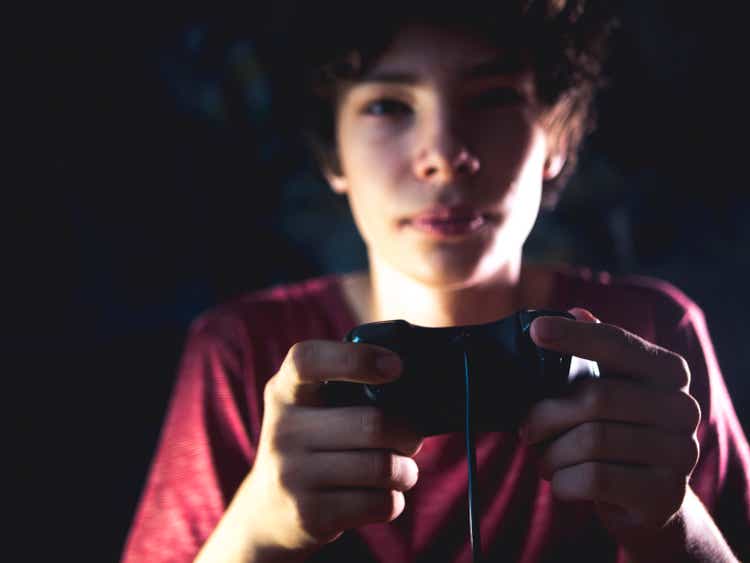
xmin=358 ymin=71 xmax=421 ymax=85
xmin=360 ymin=55 xmax=526 ymax=85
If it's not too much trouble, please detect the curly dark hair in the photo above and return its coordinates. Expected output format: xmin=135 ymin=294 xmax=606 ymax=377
xmin=261 ymin=0 xmax=618 ymax=205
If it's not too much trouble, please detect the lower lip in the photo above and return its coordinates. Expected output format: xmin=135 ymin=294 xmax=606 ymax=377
xmin=410 ymin=216 xmax=487 ymax=238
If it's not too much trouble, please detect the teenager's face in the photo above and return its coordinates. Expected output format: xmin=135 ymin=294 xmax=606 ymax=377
xmin=327 ymin=24 xmax=565 ymax=288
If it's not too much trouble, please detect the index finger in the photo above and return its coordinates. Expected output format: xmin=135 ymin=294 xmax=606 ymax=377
xmin=530 ymin=315 xmax=690 ymax=391
xmin=270 ymin=340 xmax=402 ymax=406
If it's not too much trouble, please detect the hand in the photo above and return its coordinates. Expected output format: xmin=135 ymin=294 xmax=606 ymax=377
xmin=234 ymin=340 xmax=423 ymax=560
xmin=521 ymin=308 xmax=701 ymax=547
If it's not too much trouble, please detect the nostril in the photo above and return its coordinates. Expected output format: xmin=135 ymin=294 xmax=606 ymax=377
xmin=454 ymin=149 xmax=480 ymax=175
xmin=414 ymin=146 xmax=479 ymax=182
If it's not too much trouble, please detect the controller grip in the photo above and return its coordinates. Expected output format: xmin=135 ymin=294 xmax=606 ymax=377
xmin=324 ymin=311 xmax=599 ymax=435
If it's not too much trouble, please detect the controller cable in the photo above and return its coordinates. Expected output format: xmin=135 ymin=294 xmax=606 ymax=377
xmin=463 ymin=341 xmax=482 ymax=563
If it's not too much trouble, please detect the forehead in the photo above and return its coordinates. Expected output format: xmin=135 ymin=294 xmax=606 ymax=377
xmin=361 ymin=24 xmax=527 ymax=85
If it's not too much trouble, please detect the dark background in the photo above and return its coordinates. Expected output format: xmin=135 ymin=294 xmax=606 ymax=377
xmin=18 ymin=3 xmax=748 ymax=561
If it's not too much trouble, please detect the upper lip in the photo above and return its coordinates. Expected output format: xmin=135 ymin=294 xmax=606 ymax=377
xmin=410 ymin=204 xmax=486 ymax=223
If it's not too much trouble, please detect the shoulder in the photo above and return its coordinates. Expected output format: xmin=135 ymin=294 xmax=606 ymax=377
xmin=553 ymin=264 xmax=704 ymax=345
xmin=172 ymin=275 xmax=354 ymax=396
xmin=561 ymin=265 xmax=700 ymax=316
xmin=187 ymin=274 xmax=354 ymax=346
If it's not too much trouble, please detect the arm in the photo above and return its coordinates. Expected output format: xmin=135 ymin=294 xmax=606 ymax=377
xmin=123 ymin=321 xmax=422 ymax=563
xmin=194 ymin=340 xmax=422 ymax=562
xmin=616 ymin=486 xmax=737 ymax=562
xmin=193 ymin=473 xmax=311 ymax=563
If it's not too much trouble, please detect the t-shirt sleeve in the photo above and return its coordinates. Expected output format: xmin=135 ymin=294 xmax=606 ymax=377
xmin=121 ymin=313 xmax=257 ymax=563
xmin=661 ymin=301 xmax=750 ymax=560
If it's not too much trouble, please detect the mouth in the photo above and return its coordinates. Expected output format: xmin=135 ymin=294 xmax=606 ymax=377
xmin=406 ymin=205 xmax=493 ymax=238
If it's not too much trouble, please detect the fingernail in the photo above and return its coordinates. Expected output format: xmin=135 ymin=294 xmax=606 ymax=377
xmin=533 ymin=318 xmax=566 ymax=341
xmin=569 ymin=307 xmax=600 ymax=323
xmin=376 ymin=354 xmax=402 ymax=378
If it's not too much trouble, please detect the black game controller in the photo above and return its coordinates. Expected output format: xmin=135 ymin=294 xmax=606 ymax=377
xmin=324 ymin=309 xmax=599 ymax=436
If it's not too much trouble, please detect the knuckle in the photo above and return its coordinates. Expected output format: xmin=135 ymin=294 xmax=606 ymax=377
xmin=289 ymin=341 xmax=317 ymax=374
xmin=669 ymin=353 xmax=691 ymax=388
xmin=677 ymin=392 xmax=702 ymax=431
xmin=687 ymin=394 xmax=702 ymax=430
xmin=580 ymin=382 xmax=608 ymax=416
xmin=686 ymin=435 xmax=700 ymax=474
xmin=692 ymin=434 xmax=701 ymax=465
xmin=263 ymin=376 xmax=280 ymax=405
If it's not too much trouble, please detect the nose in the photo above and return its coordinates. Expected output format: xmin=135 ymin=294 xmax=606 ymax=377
xmin=412 ymin=121 xmax=480 ymax=185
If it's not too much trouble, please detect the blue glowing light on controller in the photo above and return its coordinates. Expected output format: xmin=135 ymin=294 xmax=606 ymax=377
xmin=351 ymin=336 xmax=361 ymax=343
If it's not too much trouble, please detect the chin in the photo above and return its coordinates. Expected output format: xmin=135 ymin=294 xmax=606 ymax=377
xmin=399 ymin=253 xmax=490 ymax=290
xmin=372 ymin=224 xmax=521 ymax=289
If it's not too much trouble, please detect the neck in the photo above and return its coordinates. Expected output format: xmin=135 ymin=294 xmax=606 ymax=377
xmin=344 ymin=251 xmax=552 ymax=328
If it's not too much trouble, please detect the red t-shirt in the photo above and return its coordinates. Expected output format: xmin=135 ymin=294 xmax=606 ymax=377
xmin=122 ymin=268 xmax=750 ymax=562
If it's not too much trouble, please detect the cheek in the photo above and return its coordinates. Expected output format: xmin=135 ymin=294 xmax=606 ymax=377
xmin=341 ymin=159 xmax=401 ymax=249
xmin=346 ymin=178 xmax=389 ymax=231
xmin=341 ymin=137 xmax=412 ymax=230
xmin=347 ymin=127 xmax=412 ymax=183
xmin=475 ymin=112 xmax=537 ymax=182
xmin=337 ymin=105 xmax=416 ymax=184
xmin=345 ymin=150 xmax=396 ymax=225
xmin=500 ymin=128 xmax=547 ymax=234
xmin=335 ymin=116 xmax=410 ymax=247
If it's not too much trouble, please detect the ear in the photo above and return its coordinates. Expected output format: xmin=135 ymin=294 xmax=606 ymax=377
xmin=324 ymin=169 xmax=350 ymax=195
xmin=543 ymin=149 xmax=566 ymax=181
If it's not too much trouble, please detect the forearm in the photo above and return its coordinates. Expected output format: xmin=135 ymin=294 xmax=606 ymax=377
xmin=194 ymin=477 xmax=313 ymax=563
xmin=620 ymin=487 xmax=738 ymax=563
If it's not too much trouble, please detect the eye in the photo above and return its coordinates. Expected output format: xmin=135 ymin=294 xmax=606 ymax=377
xmin=473 ymin=88 xmax=525 ymax=108
xmin=363 ymin=98 xmax=412 ymax=117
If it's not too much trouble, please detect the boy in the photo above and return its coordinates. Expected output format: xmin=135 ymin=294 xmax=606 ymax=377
xmin=124 ymin=2 xmax=750 ymax=561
